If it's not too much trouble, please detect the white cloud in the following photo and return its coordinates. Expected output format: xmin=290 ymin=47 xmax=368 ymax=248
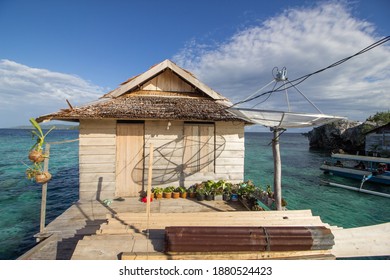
xmin=0 ymin=59 xmax=105 ymax=127
xmin=173 ymin=2 xmax=390 ymax=123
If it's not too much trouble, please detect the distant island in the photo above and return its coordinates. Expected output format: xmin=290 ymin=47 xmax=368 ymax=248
xmin=8 ymin=124 xmax=79 ymax=130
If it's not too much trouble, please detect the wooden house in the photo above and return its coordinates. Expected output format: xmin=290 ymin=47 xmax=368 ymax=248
xmin=37 ymin=60 xmax=249 ymax=200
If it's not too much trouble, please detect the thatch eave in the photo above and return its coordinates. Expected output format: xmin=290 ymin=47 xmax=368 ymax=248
xmin=36 ymin=94 xmax=249 ymax=124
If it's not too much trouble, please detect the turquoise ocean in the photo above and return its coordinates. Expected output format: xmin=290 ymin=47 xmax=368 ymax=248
xmin=0 ymin=129 xmax=389 ymax=260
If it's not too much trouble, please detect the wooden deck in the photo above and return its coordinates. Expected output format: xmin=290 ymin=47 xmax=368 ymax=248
xmin=18 ymin=197 xmax=390 ymax=260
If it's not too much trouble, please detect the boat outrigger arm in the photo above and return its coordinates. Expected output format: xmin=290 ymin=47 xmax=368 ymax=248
xmin=322 ymin=166 xmax=389 ymax=198
xmin=359 ymin=174 xmax=373 ymax=190
xmin=322 ymin=174 xmax=390 ymax=199
xmin=324 ymin=181 xmax=390 ymax=198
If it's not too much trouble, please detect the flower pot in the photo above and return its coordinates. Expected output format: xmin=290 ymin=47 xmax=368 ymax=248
xmin=163 ymin=192 xmax=172 ymax=199
xmin=141 ymin=196 xmax=153 ymax=203
xmin=196 ymin=194 xmax=205 ymax=201
xmin=155 ymin=193 xmax=163 ymax=199
xmin=214 ymin=194 xmax=223 ymax=201
xmin=205 ymin=194 xmax=213 ymax=201
xmin=231 ymin=194 xmax=238 ymax=202
xmin=28 ymin=150 xmax=45 ymax=163
xmin=172 ymin=192 xmax=180 ymax=199
xmin=189 ymin=192 xmax=196 ymax=198
xmin=180 ymin=192 xmax=187 ymax=199
xmin=35 ymin=172 xmax=52 ymax=184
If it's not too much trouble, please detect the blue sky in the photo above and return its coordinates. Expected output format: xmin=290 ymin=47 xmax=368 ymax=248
xmin=0 ymin=0 xmax=389 ymax=129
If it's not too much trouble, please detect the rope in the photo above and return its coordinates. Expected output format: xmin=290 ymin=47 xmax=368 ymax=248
xmin=230 ymin=36 xmax=390 ymax=108
xmin=47 ymin=138 xmax=79 ymax=145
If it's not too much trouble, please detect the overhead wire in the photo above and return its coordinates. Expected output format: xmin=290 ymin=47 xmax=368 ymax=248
xmin=231 ymin=36 xmax=390 ymax=108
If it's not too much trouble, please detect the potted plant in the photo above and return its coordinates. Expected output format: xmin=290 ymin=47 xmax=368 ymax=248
xmin=220 ymin=182 xmax=232 ymax=201
xmin=204 ymin=180 xmax=215 ymax=201
xmin=163 ymin=186 xmax=174 ymax=199
xmin=177 ymin=186 xmax=187 ymax=198
xmin=28 ymin=118 xmax=55 ymax=163
xmin=187 ymin=185 xmax=196 ymax=198
xmin=213 ymin=180 xmax=227 ymax=201
xmin=152 ymin=187 xmax=164 ymax=199
xmin=24 ymin=118 xmax=55 ymax=184
xmin=171 ymin=186 xmax=180 ymax=199
xmin=230 ymin=184 xmax=239 ymax=201
xmin=25 ymin=163 xmax=52 ymax=184
xmin=196 ymin=185 xmax=205 ymax=201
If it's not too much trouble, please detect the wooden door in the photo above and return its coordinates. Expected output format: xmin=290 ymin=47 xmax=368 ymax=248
xmin=116 ymin=123 xmax=144 ymax=197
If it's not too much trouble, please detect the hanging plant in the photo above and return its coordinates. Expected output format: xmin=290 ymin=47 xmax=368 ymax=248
xmin=25 ymin=162 xmax=52 ymax=184
xmin=25 ymin=118 xmax=55 ymax=184
xmin=28 ymin=118 xmax=55 ymax=163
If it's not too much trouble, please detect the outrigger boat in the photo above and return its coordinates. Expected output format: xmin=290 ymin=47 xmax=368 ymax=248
xmin=320 ymin=153 xmax=390 ymax=185
xmin=320 ymin=153 xmax=390 ymax=198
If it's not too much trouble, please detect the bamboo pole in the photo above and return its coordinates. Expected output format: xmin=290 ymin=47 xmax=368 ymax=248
xmin=272 ymin=129 xmax=282 ymax=210
xmin=146 ymin=144 xmax=154 ymax=259
xmin=146 ymin=144 xmax=154 ymax=223
xmin=40 ymin=144 xmax=50 ymax=233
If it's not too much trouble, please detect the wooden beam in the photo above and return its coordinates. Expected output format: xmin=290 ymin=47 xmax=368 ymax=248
xmin=40 ymin=144 xmax=50 ymax=233
xmin=272 ymin=129 xmax=282 ymax=210
xmin=121 ymin=250 xmax=335 ymax=260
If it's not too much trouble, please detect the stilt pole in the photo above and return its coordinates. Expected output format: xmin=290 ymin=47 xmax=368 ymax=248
xmin=272 ymin=129 xmax=282 ymax=210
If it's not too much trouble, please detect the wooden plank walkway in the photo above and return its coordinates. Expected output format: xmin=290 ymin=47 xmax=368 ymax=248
xmin=18 ymin=197 xmax=390 ymax=260
xmin=18 ymin=197 xmax=248 ymax=260
xmin=331 ymin=222 xmax=390 ymax=258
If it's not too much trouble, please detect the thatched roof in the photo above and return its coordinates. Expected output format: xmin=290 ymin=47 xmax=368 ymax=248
xmin=37 ymin=93 xmax=244 ymax=122
xmin=36 ymin=60 xmax=247 ymax=123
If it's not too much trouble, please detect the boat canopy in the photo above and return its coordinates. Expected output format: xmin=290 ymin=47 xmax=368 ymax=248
xmin=331 ymin=153 xmax=390 ymax=164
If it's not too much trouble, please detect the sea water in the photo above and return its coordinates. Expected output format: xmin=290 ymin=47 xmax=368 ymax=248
xmin=0 ymin=129 xmax=79 ymax=260
xmin=0 ymin=129 xmax=389 ymax=259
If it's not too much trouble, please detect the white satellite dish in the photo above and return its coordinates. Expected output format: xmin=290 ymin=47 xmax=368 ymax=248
xmin=228 ymin=108 xmax=344 ymax=129
xmin=228 ymin=68 xmax=345 ymax=210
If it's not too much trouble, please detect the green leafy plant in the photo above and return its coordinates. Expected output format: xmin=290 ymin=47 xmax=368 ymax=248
xmin=25 ymin=162 xmax=43 ymax=181
xmin=203 ymin=180 xmax=215 ymax=196
xmin=163 ymin=186 xmax=175 ymax=193
xmin=29 ymin=118 xmax=55 ymax=152
xmin=187 ymin=185 xmax=196 ymax=193
xmin=25 ymin=118 xmax=54 ymax=184
xmin=176 ymin=186 xmax=187 ymax=193
xmin=152 ymin=187 xmax=164 ymax=195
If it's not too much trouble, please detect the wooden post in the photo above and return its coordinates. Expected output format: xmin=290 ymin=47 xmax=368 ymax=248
xmin=146 ymin=144 xmax=154 ymax=222
xmin=272 ymin=129 xmax=282 ymax=211
xmin=40 ymin=144 xmax=50 ymax=233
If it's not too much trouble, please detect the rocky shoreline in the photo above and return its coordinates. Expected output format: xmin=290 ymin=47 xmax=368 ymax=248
xmin=304 ymin=119 xmax=378 ymax=154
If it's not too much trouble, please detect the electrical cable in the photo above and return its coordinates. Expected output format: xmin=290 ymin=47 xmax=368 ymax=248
xmin=231 ymin=36 xmax=390 ymax=107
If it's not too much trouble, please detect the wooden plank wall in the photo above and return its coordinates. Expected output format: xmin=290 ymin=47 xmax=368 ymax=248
xmin=144 ymin=121 xmax=245 ymax=187
xmin=141 ymin=70 xmax=194 ymax=92
xmin=215 ymin=122 xmax=245 ymax=182
xmin=78 ymin=119 xmax=245 ymax=199
xmin=79 ymin=119 xmax=117 ymax=200
xmin=365 ymin=132 xmax=390 ymax=154
xmin=144 ymin=120 xmax=184 ymax=188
